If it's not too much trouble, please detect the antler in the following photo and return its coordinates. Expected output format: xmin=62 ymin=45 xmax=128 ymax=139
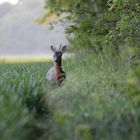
xmin=59 ymin=44 xmax=62 ymax=51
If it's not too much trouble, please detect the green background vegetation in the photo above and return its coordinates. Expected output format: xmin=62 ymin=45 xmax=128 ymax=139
xmin=0 ymin=0 xmax=140 ymax=140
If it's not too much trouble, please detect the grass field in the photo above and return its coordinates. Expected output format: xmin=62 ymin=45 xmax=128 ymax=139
xmin=0 ymin=52 xmax=140 ymax=140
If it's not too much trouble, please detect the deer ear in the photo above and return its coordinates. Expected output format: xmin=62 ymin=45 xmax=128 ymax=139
xmin=61 ymin=45 xmax=67 ymax=54
xmin=51 ymin=45 xmax=55 ymax=52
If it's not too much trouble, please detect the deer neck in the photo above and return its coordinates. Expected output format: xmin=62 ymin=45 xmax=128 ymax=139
xmin=54 ymin=60 xmax=63 ymax=80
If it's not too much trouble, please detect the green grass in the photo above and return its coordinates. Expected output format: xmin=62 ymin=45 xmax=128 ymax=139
xmin=0 ymin=52 xmax=140 ymax=140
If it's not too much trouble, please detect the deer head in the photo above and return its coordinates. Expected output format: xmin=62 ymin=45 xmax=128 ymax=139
xmin=51 ymin=44 xmax=67 ymax=64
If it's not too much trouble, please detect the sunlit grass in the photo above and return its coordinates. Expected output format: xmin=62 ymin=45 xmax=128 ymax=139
xmin=0 ymin=54 xmax=73 ymax=64
xmin=0 ymin=55 xmax=52 ymax=64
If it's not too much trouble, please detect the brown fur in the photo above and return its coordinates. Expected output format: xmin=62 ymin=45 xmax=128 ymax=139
xmin=54 ymin=63 xmax=63 ymax=81
xmin=46 ymin=45 xmax=67 ymax=84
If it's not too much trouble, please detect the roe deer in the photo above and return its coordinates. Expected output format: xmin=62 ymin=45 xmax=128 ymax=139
xmin=46 ymin=44 xmax=67 ymax=84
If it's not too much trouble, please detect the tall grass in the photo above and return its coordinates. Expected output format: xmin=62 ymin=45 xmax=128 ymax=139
xmin=0 ymin=63 xmax=49 ymax=140
xmin=45 ymin=52 xmax=138 ymax=140
xmin=0 ymin=52 xmax=139 ymax=140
